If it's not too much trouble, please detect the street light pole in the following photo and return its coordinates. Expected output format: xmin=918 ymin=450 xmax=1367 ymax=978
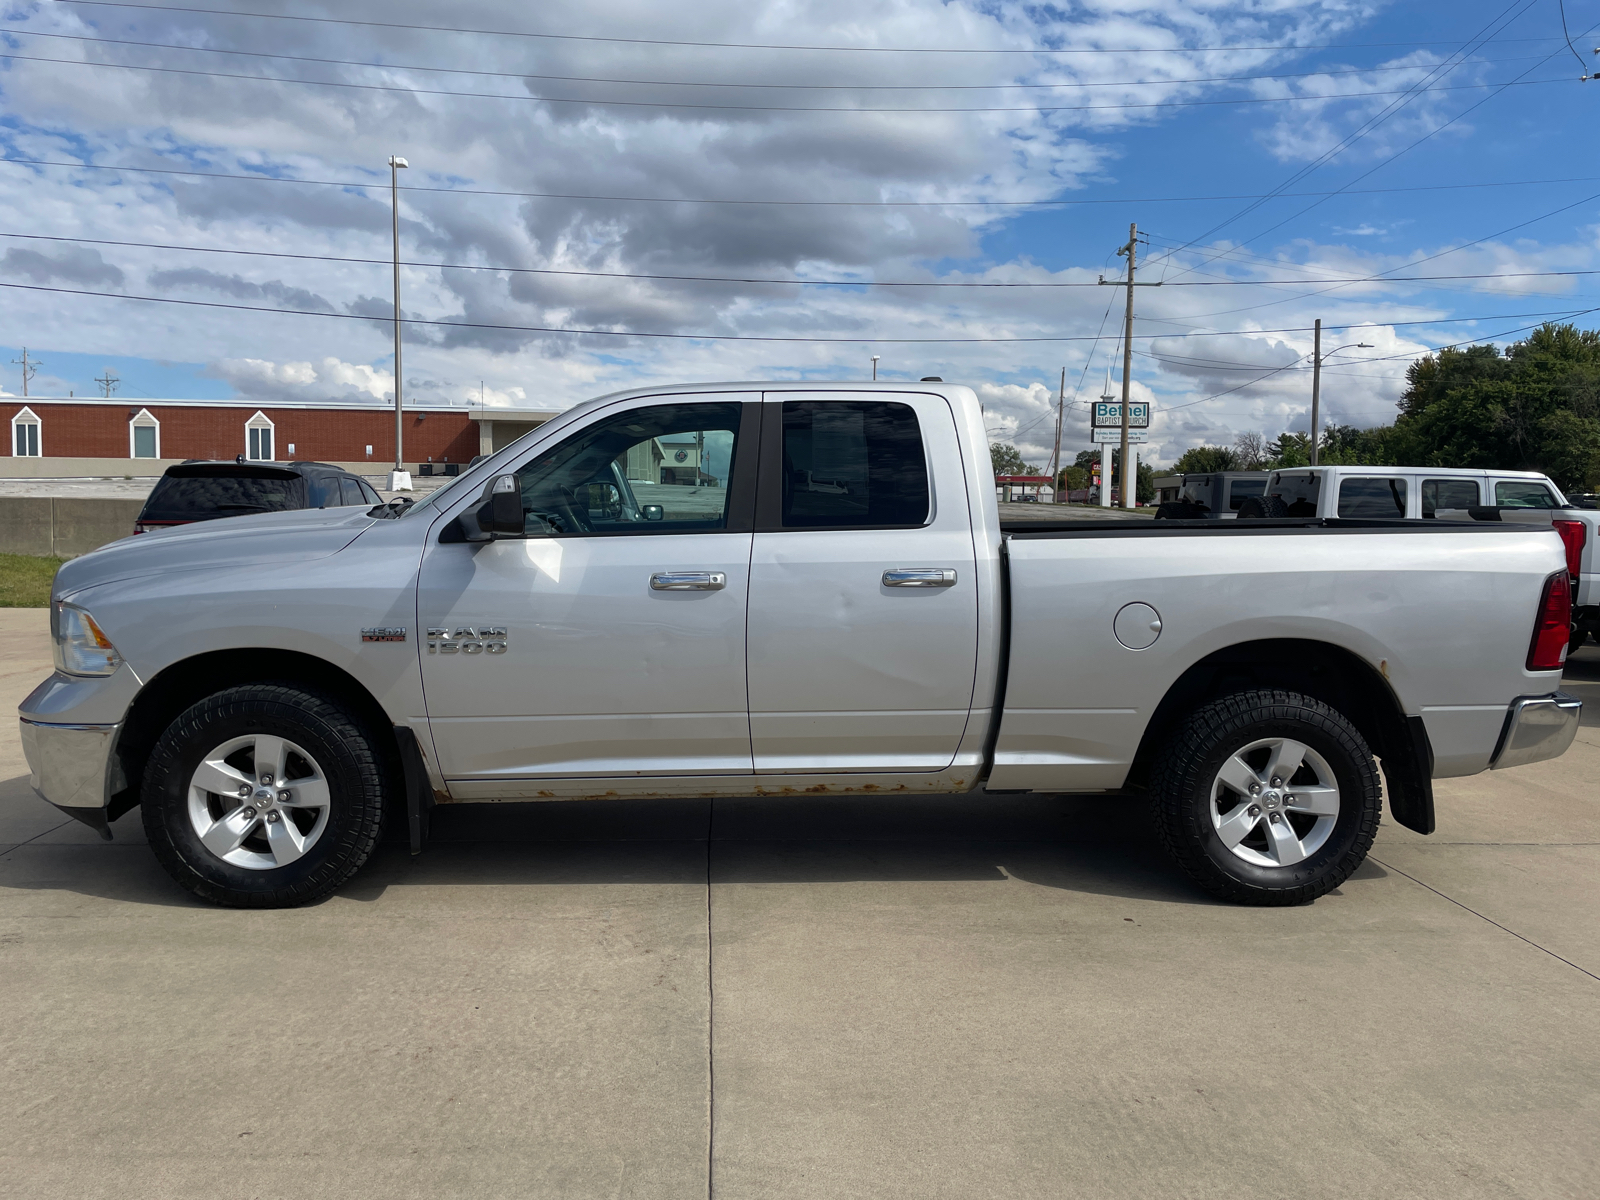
xmin=389 ymin=155 xmax=411 ymax=491
xmin=1309 ymin=320 xmax=1372 ymax=466
xmin=871 ymin=355 xmax=880 ymax=381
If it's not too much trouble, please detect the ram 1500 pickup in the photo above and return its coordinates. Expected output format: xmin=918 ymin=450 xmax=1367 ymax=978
xmin=19 ymin=383 xmax=1583 ymax=907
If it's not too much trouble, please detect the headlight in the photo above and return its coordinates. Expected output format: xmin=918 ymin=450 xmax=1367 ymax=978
xmin=52 ymin=602 xmax=122 ymax=677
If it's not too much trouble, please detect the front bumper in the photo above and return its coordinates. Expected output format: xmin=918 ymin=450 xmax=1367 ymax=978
xmin=1489 ymin=692 xmax=1582 ymax=770
xmin=18 ymin=718 xmax=125 ymax=838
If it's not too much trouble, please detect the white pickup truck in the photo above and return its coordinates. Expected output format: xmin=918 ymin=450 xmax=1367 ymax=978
xmin=19 ymin=383 xmax=1583 ymax=909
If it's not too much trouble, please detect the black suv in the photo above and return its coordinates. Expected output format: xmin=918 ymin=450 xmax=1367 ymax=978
xmin=134 ymin=460 xmax=384 ymax=534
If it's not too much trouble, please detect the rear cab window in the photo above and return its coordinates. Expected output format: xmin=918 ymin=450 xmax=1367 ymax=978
xmin=1178 ymin=476 xmax=1214 ymax=512
xmin=1226 ymin=477 xmax=1266 ymax=512
xmin=1421 ymin=477 xmax=1481 ymax=517
xmin=1337 ymin=476 xmax=1407 ymax=518
xmin=140 ymin=469 xmax=306 ymax=521
xmin=1495 ymin=480 xmax=1560 ymax=508
xmin=1267 ymin=472 xmax=1320 ymax=516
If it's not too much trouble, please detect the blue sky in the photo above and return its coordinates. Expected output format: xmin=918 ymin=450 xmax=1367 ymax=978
xmin=0 ymin=0 xmax=1595 ymax=467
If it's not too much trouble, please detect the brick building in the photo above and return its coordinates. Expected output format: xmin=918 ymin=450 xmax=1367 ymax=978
xmin=0 ymin=397 xmax=558 ymax=472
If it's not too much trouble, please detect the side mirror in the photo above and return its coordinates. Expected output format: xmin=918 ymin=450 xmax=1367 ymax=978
xmin=642 ymin=504 xmax=664 ymax=522
xmin=475 ymin=475 xmax=525 ymax=537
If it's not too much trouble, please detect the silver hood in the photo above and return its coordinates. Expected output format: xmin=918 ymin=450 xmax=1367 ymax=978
xmin=53 ymin=506 xmax=378 ymax=600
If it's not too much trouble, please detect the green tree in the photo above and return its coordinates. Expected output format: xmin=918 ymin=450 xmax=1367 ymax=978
xmin=1268 ymin=432 xmax=1311 ymax=468
xmin=1390 ymin=322 xmax=1600 ymax=490
xmin=1171 ymin=445 xmax=1238 ymax=473
xmin=989 ymin=442 xmax=1037 ymax=476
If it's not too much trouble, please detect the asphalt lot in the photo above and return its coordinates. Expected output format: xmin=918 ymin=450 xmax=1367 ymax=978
xmin=1 ymin=608 xmax=1595 ymax=1199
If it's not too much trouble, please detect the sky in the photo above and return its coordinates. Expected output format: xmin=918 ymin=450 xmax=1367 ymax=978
xmin=0 ymin=0 xmax=1596 ymax=469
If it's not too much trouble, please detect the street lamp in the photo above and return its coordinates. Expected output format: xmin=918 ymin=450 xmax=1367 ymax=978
xmin=871 ymin=355 xmax=880 ymax=381
xmin=388 ymin=155 xmax=411 ymax=491
xmin=1309 ymin=317 xmax=1372 ymax=466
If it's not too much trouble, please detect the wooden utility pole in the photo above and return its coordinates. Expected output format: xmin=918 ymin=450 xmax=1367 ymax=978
xmin=1099 ymin=223 xmax=1160 ymax=506
xmin=10 ymin=348 xmax=38 ymax=397
xmin=1310 ymin=318 xmax=1322 ymax=466
xmin=1048 ymin=366 xmax=1065 ymax=503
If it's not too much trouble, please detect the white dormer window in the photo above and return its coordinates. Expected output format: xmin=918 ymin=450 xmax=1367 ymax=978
xmin=245 ymin=411 xmax=274 ymax=461
xmin=129 ymin=408 xmax=160 ymax=459
xmin=11 ymin=406 xmax=40 ymax=457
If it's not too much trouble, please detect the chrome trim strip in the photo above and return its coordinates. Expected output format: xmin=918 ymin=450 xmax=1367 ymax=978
xmin=1489 ymin=692 xmax=1582 ymax=770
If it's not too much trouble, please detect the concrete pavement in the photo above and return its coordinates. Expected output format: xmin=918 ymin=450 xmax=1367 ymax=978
xmin=1 ymin=607 xmax=1595 ymax=1198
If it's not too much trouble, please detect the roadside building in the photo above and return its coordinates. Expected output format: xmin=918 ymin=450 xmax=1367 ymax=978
xmin=995 ymin=474 xmax=1055 ymax=503
xmin=0 ymin=397 xmax=559 ymax=475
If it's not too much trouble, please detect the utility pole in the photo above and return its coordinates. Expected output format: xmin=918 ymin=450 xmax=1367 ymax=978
xmin=1048 ymin=366 xmax=1065 ymax=504
xmin=1309 ymin=320 xmax=1372 ymax=466
xmin=1099 ymin=223 xmax=1160 ymax=506
xmin=11 ymin=348 xmax=38 ymax=397
xmin=1310 ymin=319 xmax=1321 ymax=467
xmin=94 ymin=368 xmax=119 ymax=398
xmin=388 ymin=154 xmax=411 ymax=491
xmin=1098 ymin=368 xmax=1113 ymax=508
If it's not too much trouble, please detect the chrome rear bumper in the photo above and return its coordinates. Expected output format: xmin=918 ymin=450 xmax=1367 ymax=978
xmin=18 ymin=718 xmax=123 ymax=837
xmin=1489 ymin=692 xmax=1582 ymax=770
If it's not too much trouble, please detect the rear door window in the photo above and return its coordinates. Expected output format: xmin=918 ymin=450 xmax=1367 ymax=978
xmin=1421 ymin=478 xmax=1480 ymax=517
xmin=339 ymin=477 xmax=365 ymax=506
xmin=139 ymin=472 xmax=306 ymax=521
xmin=778 ymin=400 xmax=929 ymax=528
xmin=1495 ymin=480 xmax=1559 ymax=508
xmin=1338 ymin=476 xmax=1407 ymax=518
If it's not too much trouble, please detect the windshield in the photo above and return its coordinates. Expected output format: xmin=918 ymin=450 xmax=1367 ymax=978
xmin=140 ymin=472 xmax=306 ymax=521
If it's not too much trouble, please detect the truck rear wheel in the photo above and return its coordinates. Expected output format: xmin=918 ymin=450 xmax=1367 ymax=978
xmin=1149 ymin=689 xmax=1381 ymax=905
xmin=141 ymin=684 xmax=388 ymax=908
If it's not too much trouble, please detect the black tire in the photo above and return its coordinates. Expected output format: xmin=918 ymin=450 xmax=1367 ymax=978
xmin=1149 ymin=688 xmax=1381 ymax=906
xmin=141 ymin=684 xmax=388 ymax=907
xmin=1569 ymin=628 xmax=1588 ymax=655
xmin=1236 ymin=495 xmax=1290 ymax=519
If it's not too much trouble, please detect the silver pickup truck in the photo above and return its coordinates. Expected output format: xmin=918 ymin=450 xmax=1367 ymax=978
xmin=19 ymin=383 xmax=1583 ymax=909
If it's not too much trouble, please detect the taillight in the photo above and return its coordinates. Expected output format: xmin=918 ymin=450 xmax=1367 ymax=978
xmin=1553 ymin=518 xmax=1586 ymax=580
xmin=1527 ymin=571 xmax=1573 ymax=671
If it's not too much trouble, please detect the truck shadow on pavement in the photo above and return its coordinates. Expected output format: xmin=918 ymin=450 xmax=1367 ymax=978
xmin=0 ymin=781 xmax=1325 ymax=908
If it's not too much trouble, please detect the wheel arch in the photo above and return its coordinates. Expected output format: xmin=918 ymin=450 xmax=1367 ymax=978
xmin=109 ymin=649 xmax=405 ymax=823
xmin=1125 ymin=637 xmax=1434 ymax=833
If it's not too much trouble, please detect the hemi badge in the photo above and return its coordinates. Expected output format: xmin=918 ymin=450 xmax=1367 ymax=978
xmin=361 ymin=627 xmax=407 ymax=643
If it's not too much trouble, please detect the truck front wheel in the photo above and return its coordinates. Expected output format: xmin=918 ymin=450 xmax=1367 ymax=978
xmin=1149 ymin=689 xmax=1381 ymax=905
xmin=141 ymin=684 xmax=388 ymax=907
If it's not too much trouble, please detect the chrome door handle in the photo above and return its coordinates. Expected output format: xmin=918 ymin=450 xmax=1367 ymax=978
xmin=650 ymin=571 xmax=726 ymax=591
xmin=882 ymin=568 xmax=957 ymax=588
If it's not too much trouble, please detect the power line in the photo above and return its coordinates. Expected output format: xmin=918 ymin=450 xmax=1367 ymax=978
xmin=1163 ymin=25 xmax=1594 ymax=282
xmin=1156 ymin=307 xmax=1600 ymax=414
xmin=0 ymin=49 xmax=1565 ymax=114
xmin=7 ymin=227 xmax=1600 ymax=289
xmin=1146 ymin=0 xmax=1540 ymax=275
xmin=51 ymin=1 xmax=1575 ymax=56
xmin=0 ymin=278 xmax=1584 ymax=342
xmin=1141 ymin=184 xmax=1600 ymax=323
xmin=4 ymin=27 xmax=1552 ymax=92
xmin=4 ymin=154 xmax=1595 ymax=209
